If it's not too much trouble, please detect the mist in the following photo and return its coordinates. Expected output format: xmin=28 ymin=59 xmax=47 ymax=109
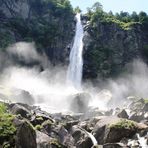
xmin=0 ymin=42 xmax=80 ymax=113
xmin=0 ymin=42 xmax=148 ymax=113
xmin=106 ymin=60 xmax=148 ymax=108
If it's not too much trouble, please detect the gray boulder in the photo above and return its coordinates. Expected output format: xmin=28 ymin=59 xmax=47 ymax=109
xmin=117 ymin=109 xmax=129 ymax=119
xmin=103 ymin=143 xmax=126 ymax=148
xmin=9 ymin=104 xmax=31 ymax=119
xmin=13 ymin=118 xmax=36 ymax=148
xmin=36 ymin=131 xmax=51 ymax=148
xmin=72 ymin=125 xmax=93 ymax=148
xmin=70 ymin=92 xmax=91 ymax=113
xmin=92 ymin=116 xmax=137 ymax=144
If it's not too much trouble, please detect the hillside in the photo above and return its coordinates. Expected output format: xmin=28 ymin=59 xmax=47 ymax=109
xmin=82 ymin=3 xmax=148 ymax=79
xmin=0 ymin=0 xmax=74 ymax=64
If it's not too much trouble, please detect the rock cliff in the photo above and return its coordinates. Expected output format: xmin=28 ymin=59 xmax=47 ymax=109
xmin=82 ymin=18 xmax=148 ymax=79
xmin=0 ymin=0 xmax=74 ymax=64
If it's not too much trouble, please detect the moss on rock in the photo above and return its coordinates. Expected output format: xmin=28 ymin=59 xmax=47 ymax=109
xmin=109 ymin=119 xmax=136 ymax=130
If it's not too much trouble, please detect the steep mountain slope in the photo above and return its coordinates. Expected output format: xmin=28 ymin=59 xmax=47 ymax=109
xmin=0 ymin=0 xmax=74 ymax=64
xmin=82 ymin=6 xmax=148 ymax=79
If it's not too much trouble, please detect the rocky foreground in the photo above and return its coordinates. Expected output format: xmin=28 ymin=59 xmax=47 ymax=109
xmin=0 ymin=97 xmax=148 ymax=148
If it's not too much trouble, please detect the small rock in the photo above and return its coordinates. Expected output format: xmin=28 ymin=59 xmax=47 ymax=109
xmin=9 ymin=104 xmax=31 ymax=119
xmin=117 ymin=109 xmax=129 ymax=119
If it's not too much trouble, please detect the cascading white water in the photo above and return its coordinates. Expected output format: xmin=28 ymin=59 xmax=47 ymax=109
xmin=86 ymin=131 xmax=98 ymax=146
xmin=67 ymin=13 xmax=84 ymax=89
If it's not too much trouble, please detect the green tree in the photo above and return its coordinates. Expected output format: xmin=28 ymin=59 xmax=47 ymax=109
xmin=74 ymin=6 xmax=81 ymax=13
xmin=131 ymin=11 xmax=139 ymax=22
xmin=91 ymin=2 xmax=103 ymax=12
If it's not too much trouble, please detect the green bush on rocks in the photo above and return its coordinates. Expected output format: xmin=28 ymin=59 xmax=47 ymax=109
xmin=0 ymin=103 xmax=16 ymax=146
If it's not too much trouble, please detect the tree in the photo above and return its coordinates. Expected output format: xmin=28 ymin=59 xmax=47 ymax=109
xmin=108 ymin=11 xmax=113 ymax=16
xmin=91 ymin=2 xmax=103 ymax=12
xmin=74 ymin=6 xmax=81 ymax=13
xmin=131 ymin=11 xmax=139 ymax=22
xmin=139 ymin=11 xmax=147 ymax=23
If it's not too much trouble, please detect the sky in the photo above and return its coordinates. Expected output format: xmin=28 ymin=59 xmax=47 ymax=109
xmin=69 ymin=0 xmax=148 ymax=14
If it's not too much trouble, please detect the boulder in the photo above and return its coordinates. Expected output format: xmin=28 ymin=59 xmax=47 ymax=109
xmin=128 ymin=99 xmax=145 ymax=112
xmin=117 ymin=109 xmax=129 ymax=119
xmin=129 ymin=112 xmax=144 ymax=122
xmin=142 ymin=103 xmax=148 ymax=112
xmin=70 ymin=92 xmax=91 ymax=113
xmin=92 ymin=116 xmax=137 ymax=144
xmin=103 ymin=143 xmax=126 ymax=148
xmin=41 ymin=121 xmax=74 ymax=148
xmin=72 ymin=125 xmax=93 ymax=148
xmin=9 ymin=104 xmax=31 ymax=119
xmin=36 ymin=131 xmax=51 ymax=148
xmin=13 ymin=118 xmax=36 ymax=148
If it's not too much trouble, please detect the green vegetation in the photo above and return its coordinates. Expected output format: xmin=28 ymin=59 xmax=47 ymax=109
xmin=35 ymin=124 xmax=43 ymax=131
xmin=84 ymin=2 xmax=148 ymax=79
xmin=109 ymin=119 xmax=136 ymax=130
xmin=74 ymin=6 xmax=81 ymax=13
xmin=144 ymin=98 xmax=148 ymax=103
xmin=50 ymin=138 xmax=63 ymax=148
xmin=86 ymin=3 xmax=148 ymax=30
xmin=42 ymin=119 xmax=53 ymax=128
xmin=0 ymin=0 xmax=74 ymax=51
xmin=0 ymin=103 xmax=16 ymax=146
xmin=36 ymin=116 xmax=44 ymax=122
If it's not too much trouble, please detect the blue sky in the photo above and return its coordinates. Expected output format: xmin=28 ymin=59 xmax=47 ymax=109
xmin=69 ymin=0 xmax=148 ymax=14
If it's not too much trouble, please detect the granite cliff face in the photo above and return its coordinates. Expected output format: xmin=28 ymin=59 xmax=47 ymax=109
xmin=0 ymin=0 xmax=74 ymax=64
xmin=1 ymin=1 xmax=148 ymax=79
xmin=82 ymin=19 xmax=148 ymax=79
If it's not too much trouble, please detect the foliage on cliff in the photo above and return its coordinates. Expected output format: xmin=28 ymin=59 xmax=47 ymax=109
xmin=0 ymin=0 xmax=74 ymax=61
xmin=86 ymin=2 xmax=148 ymax=30
xmin=83 ymin=2 xmax=148 ymax=79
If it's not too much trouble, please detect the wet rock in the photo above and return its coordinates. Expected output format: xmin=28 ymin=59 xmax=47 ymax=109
xmin=86 ymin=107 xmax=104 ymax=119
xmin=128 ymin=139 xmax=140 ymax=147
xmin=129 ymin=112 xmax=144 ymax=122
xmin=13 ymin=118 xmax=36 ymax=148
xmin=72 ymin=125 xmax=93 ymax=148
xmin=12 ymin=89 xmax=35 ymax=105
xmin=64 ymin=120 xmax=79 ymax=131
xmin=36 ymin=131 xmax=51 ymax=148
xmin=70 ymin=92 xmax=91 ymax=113
xmin=92 ymin=116 xmax=137 ymax=144
xmin=9 ymin=104 xmax=31 ymax=119
xmin=117 ymin=109 xmax=129 ymax=119
xmin=129 ymin=99 xmax=145 ymax=112
xmin=103 ymin=143 xmax=126 ymax=148
xmin=105 ymin=109 xmax=113 ymax=116
xmin=142 ymin=103 xmax=148 ymax=112
xmin=41 ymin=122 xmax=74 ymax=148
xmin=31 ymin=116 xmax=45 ymax=127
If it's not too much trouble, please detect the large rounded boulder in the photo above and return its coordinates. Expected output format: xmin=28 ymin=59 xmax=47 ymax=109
xmin=92 ymin=116 xmax=147 ymax=144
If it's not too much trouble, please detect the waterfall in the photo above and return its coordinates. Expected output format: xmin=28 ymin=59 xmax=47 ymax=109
xmin=86 ymin=131 xmax=98 ymax=146
xmin=67 ymin=13 xmax=84 ymax=89
xmin=77 ymin=126 xmax=98 ymax=146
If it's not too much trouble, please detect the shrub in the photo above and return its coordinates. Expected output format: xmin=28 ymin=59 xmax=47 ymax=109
xmin=0 ymin=103 xmax=16 ymax=145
